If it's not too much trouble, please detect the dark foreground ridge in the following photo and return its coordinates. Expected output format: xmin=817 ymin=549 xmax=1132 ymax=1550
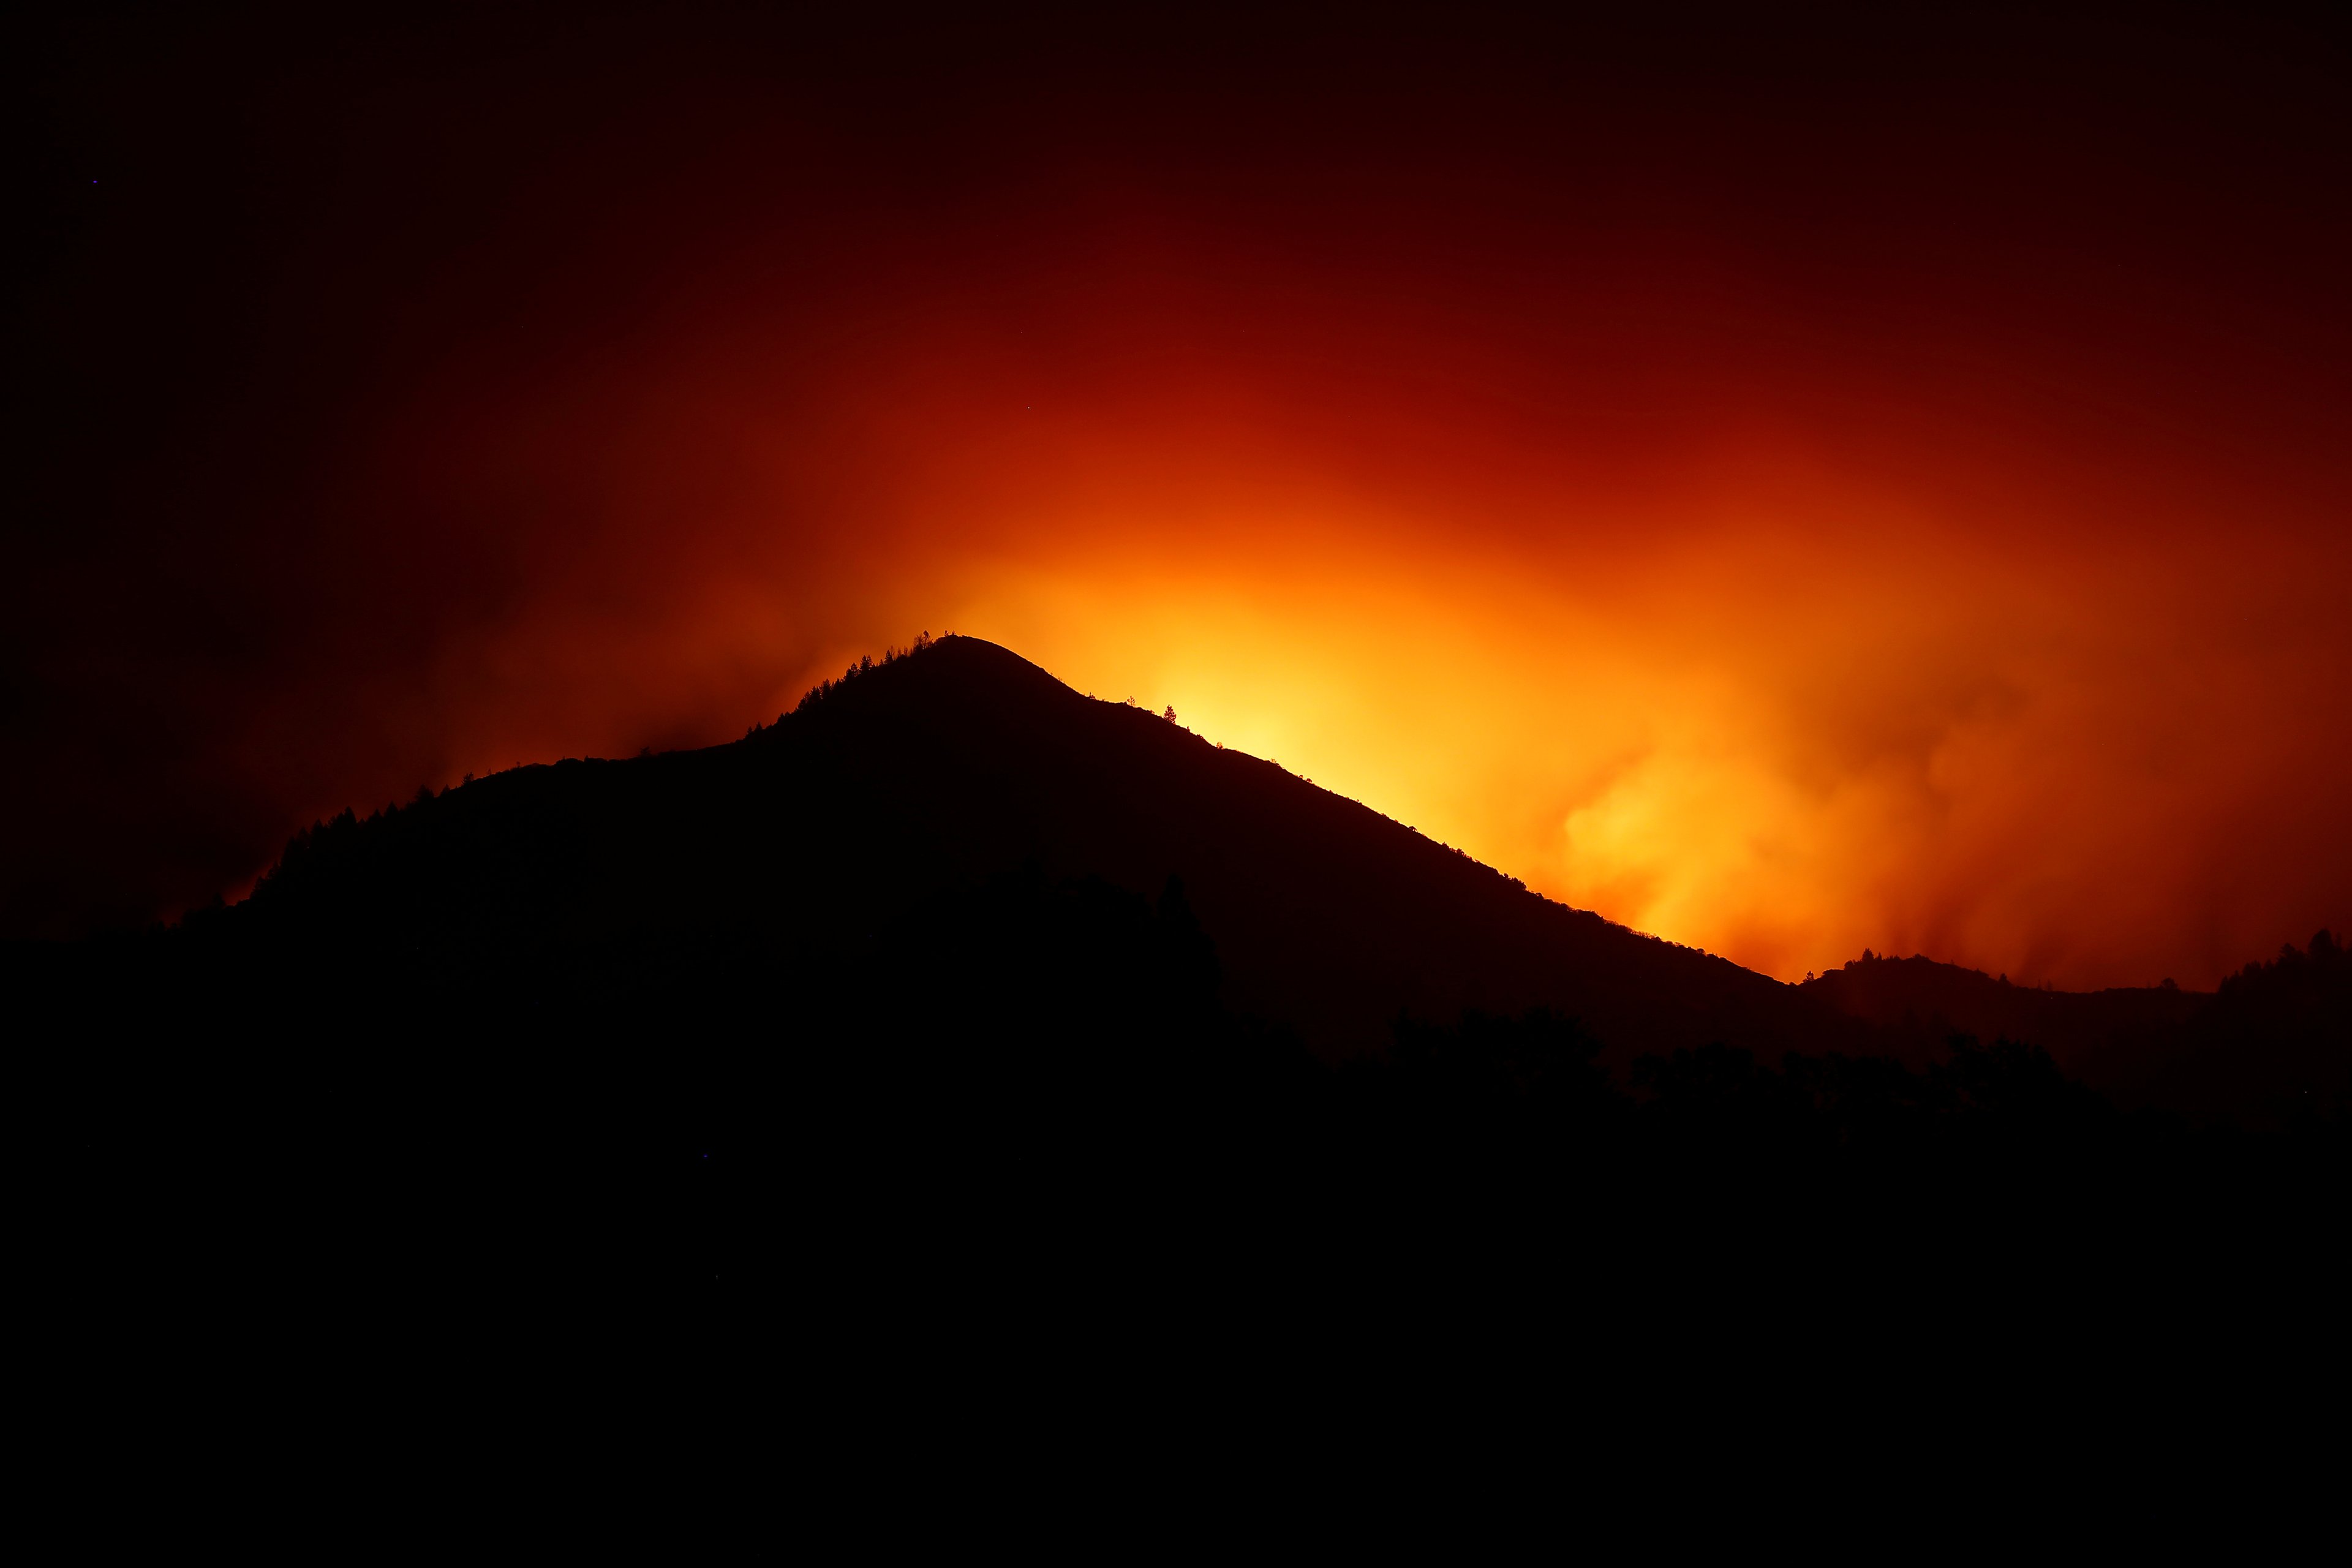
xmin=13 ymin=635 xmax=2347 ymax=1413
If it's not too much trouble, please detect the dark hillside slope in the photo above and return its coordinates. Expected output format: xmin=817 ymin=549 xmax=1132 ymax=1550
xmin=236 ymin=635 xmax=1865 ymax=1063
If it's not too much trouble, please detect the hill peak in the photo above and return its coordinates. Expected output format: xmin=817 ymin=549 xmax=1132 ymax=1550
xmin=230 ymin=633 xmax=1872 ymax=1063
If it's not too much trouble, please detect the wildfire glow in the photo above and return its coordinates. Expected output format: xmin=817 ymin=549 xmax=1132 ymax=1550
xmin=13 ymin=12 xmax=2347 ymax=981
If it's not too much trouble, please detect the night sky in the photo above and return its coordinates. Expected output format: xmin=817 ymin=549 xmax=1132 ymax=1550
xmin=8 ymin=4 xmax=2348 ymax=987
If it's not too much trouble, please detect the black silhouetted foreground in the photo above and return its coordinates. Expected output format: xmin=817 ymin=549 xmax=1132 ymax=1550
xmin=12 ymin=636 xmax=2346 ymax=1414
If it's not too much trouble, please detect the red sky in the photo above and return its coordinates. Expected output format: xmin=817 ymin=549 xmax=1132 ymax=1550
xmin=7 ymin=5 xmax=2348 ymax=986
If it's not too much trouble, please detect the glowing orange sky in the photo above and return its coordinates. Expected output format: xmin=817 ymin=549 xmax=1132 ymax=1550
xmin=377 ymin=187 xmax=2349 ymax=989
xmin=10 ymin=9 xmax=2349 ymax=982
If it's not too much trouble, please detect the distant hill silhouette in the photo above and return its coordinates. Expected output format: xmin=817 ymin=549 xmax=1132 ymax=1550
xmin=1806 ymin=943 xmax=2350 ymax=1125
xmin=10 ymin=633 xmax=2345 ymax=1409
xmin=198 ymin=633 xmax=1875 ymax=1068
xmin=1804 ymin=952 xmax=2204 ymax=1068
xmin=169 ymin=630 xmax=2334 ymax=1111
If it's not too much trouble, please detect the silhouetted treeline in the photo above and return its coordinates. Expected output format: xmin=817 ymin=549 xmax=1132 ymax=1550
xmin=2186 ymin=929 xmax=2352 ymax=1120
xmin=783 ymin=630 xmax=935 ymax=723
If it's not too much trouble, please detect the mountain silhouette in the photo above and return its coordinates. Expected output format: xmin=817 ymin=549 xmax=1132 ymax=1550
xmin=15 ymin=632 xmax=2343 ymax=1151
xmin=213 ymin=633 xmax=1875 ymax=1068
xmin=10 ymin=633 xmax=2345 ymax=1413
